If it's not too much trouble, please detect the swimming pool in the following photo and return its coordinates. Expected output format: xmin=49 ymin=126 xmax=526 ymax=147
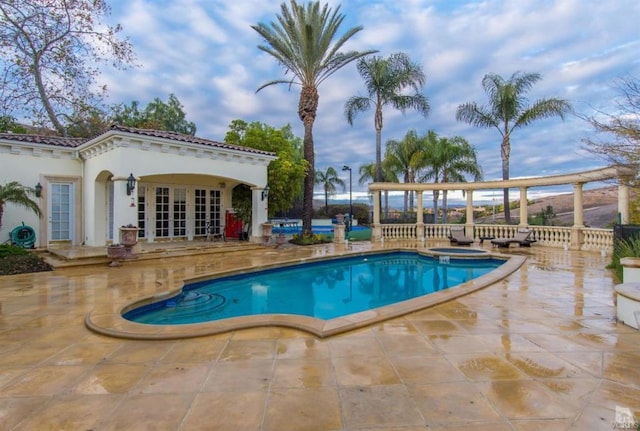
xmin=274 ymin=224 xmax=370 ymax=235
xmin=124 ymin=251 xmax=504 ymax=326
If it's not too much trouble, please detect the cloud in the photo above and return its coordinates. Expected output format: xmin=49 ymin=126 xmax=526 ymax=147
xmin=96 ymin=0 xmax=640 ymax=195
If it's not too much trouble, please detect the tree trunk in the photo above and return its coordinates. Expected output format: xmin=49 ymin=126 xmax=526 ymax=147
xmin=33 ymin=57 xmax=66 ymax=136
xmin=501 ymin=134 xmax=511 ymax=223
xmin=298 ymin=85 xmax=319 ymax=236
xmin=375 ymin=106 xmax=383 ymax=182
xmin=324 ymin=189 xmax=328 ymax=214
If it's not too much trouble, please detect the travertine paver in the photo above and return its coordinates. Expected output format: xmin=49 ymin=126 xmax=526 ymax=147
xmin=0 ymin=240 xmax=639 ymax=430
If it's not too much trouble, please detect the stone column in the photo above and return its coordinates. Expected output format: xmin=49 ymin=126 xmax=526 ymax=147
xmin=416 ymin=189 xmax=424 ymax=240
xmin=333 ymin=223 xmax=346 ymax=244
xmin=573 ymin=183 xmax=584 ymax=227
xmin=519 ymin=187 xmax=528 ymax=227
xmin=568 ymin=183 xmax=586 ymax=250
xmin=465 ymin=190 xmax=474 ymax=238
xmin=618 ymin=181 xmax=630 ymax=224
xmin=112 ymin=174 xmax=138 ymax=238
xmin=373 ymin=190 xmax=381 ymax=241
xmin=250 ymin=186 xmax=269 ymax=243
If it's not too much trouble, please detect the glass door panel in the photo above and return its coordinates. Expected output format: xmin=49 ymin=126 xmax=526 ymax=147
xmin=173 ymin=188 xmax=187 ymax=238
xmin=155 ymin=187 xmax=170 ymax=238
xmin=49 ymin=183 xmax=73 ymax=241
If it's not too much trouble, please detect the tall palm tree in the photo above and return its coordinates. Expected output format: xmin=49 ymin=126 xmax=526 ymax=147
xmin=456 ymin=71 xmax=571 ymax=223
xmin=345 ymin=52 xmax=430 ymax=183
xmin=419 ymin=131 xmax=445 ymax=222
xmin=252 ymin=1 xmax=376 ymax=235
xmin=314 ymin=167 xmax=345 ymax=214
xmin=385 ymin=130 xmax=425 ymax=212
xmin=435 ymin=136 xmax=483 ymax=223
xmin=359 ymin=161 xmax=397 ymax=219
xmin=0 ymin=181 xmax=41 ymax=230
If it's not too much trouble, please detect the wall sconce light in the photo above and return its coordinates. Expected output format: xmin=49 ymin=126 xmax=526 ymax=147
xmin=126 ymin=173 xmax=136 ymax=196
xmin=218 ymin=182 xmax=226 ymax=189
xmin=261 ymin=185 xmax=269 ymax=201
xmin=34 ymin=182 xmax=42 ymax=198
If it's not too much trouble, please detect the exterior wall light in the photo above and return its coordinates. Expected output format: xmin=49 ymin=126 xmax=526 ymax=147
xmin=126 ymin=173 xmax=136 ymax=196
xmin=261 ymin=186 xmax=269 ymax=201
xmin=34 ymin=182 xmax=42 ymax=198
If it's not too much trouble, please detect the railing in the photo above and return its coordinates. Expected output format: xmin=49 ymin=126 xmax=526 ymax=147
xmin=581 ymin=228 xmax=614 ymax=251
xmin=380 ymin=224 xmax=417 ymax=240
xmin=528 ymin=226 xmax=572 ymax=248
xmin=378 ymin=223 xmax=614 ymax=251
xmin=423 ymin=224 xmax=452 ymax=239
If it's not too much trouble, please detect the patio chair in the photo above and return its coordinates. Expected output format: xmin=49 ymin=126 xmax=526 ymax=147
xmin=449 ymin=226 xmax=474 ymax=246
xmin=490 ymin=228 xmax=536 ymax=248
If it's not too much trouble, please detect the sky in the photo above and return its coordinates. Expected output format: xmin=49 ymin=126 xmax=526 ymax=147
xmin=99 ymin=0 xmax=640 ymax=204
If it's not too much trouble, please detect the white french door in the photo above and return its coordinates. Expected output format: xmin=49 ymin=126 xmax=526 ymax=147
xmin=154 ymin=186 xmax=187 ymax=239
xmin=194 ymin=188 xmax=222 ymax=237
xmin=48 ymin=182 xmax=74 ymax=242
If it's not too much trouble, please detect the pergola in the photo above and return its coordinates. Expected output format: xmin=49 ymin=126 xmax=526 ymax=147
xmin=369 ymin=166 xmax=637 ymax=250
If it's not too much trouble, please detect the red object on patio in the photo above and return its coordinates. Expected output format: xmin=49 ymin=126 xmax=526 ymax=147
xmin=225 ymin=209 xmax=243 ymax=239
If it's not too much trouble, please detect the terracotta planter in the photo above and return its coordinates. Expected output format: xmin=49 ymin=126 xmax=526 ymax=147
xmin=119 ymin=227 xmax=139 ymax=247
xmin=262 ymin=223 xmax=273 ymax=237
xmin=119 ymin=227 xmax=139 ymax=259
xmin=106 ymin=245 xmax=125 ymax=267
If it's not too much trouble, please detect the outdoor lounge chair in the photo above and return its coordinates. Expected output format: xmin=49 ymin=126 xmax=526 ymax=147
xmin=490 ymin=228 xmax=537 ymax=248
xmin=449 ymin=226 xmax=474 ymax=246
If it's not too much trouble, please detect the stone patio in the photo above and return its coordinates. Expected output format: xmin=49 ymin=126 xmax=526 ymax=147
xmin=0 ymin=240 xmax=638 ymax=430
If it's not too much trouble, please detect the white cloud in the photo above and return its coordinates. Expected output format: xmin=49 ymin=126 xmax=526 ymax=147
xmin=94 ymin=0 xmax=640 ymax=196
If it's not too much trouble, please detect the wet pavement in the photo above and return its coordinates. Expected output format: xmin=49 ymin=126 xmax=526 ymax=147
xmin=0 ymin=240 xmax=638 ymax=430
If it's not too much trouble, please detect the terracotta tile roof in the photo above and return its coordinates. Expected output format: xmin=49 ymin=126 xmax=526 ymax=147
xmin=109 ymin=125 xmax=276 ymax=157
xmin=0 ymin=132 xmax=85 ymax=148
xmin=0 ymin=125 xmax=277 ymax=157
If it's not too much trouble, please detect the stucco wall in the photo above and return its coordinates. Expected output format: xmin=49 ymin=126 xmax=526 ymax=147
xmin=0 ymin=145 xmax=81 ymax=247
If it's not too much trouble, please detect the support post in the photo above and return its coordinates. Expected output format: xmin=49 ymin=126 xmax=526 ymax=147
xmin=416 ymin=189 xmax=424 ymax=240
xmin=573 ymin=183 xmax=585 ymax=227
xmin=519 ymin=187 xmax=528 ymax=227
xmin=373 ymin=190 xmax=381 ymax=241
xmin=618 ymin=181 xmax=630 ymax=224
xmin=465 ymin=190 xmax=474 ymax=238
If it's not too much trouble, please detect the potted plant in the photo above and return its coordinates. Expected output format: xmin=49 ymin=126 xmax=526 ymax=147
xmin=119 ymin=224 xmax=139 ymax=247
xmin=106 ymin=243 xmax=125 ymax=267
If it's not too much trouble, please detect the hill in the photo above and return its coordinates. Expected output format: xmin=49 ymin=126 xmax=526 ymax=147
xmin=483 ymin=186 xmax=622 ymax=228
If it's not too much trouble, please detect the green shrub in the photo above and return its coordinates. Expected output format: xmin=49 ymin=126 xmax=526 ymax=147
xmin=0 ymin=244 xmax=52 ymax=275
xmin=0 ymin=244 xmax=30 ymax=258
xmin=290 ymin=233 xmax=332 ymax=246
xmin=608 ymin=237 xmax=640 ymax=282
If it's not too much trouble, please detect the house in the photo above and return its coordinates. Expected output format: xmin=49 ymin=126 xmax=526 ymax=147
xmin=0 ymin=125 xmax=277 ymax=247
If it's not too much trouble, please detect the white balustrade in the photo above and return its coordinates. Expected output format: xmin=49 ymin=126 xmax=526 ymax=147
xmin=377 ymin=223 xmax=615 ymax=252
xmin=581 ymin=228 xmax=614 ymax=251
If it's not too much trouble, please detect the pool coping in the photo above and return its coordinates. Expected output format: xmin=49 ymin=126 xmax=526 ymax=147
xmin=85 ymin=248 xmax=526 ymax=340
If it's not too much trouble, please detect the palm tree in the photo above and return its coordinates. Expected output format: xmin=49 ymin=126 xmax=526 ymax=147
xmin=384 ymin=130 xmax=426 ymax=212
xmin=0 ymin=181 xmax=41 ymax=230
xmin=434 ymin=136 xmax=483 ymax=223
xmin=359 ymin=161 xmax=397 ymax=219
xmin=252 ymin=1 xmax=376 ymax=235
xmin=345 ymin=52 xmax=430 ymax=183
xmin=419 ymin=131 xmax=444 ymax=221
xmin=314 ymin=167 xmax=345 ymax=214
xmin=456 ymin=71 xmax=572 ymax=223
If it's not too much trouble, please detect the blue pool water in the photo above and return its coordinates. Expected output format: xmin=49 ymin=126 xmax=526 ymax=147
xmin=124 ymin=252 xmax=504 ymax=325
xmin=273 ymin=224 xmax=369 ymax=235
